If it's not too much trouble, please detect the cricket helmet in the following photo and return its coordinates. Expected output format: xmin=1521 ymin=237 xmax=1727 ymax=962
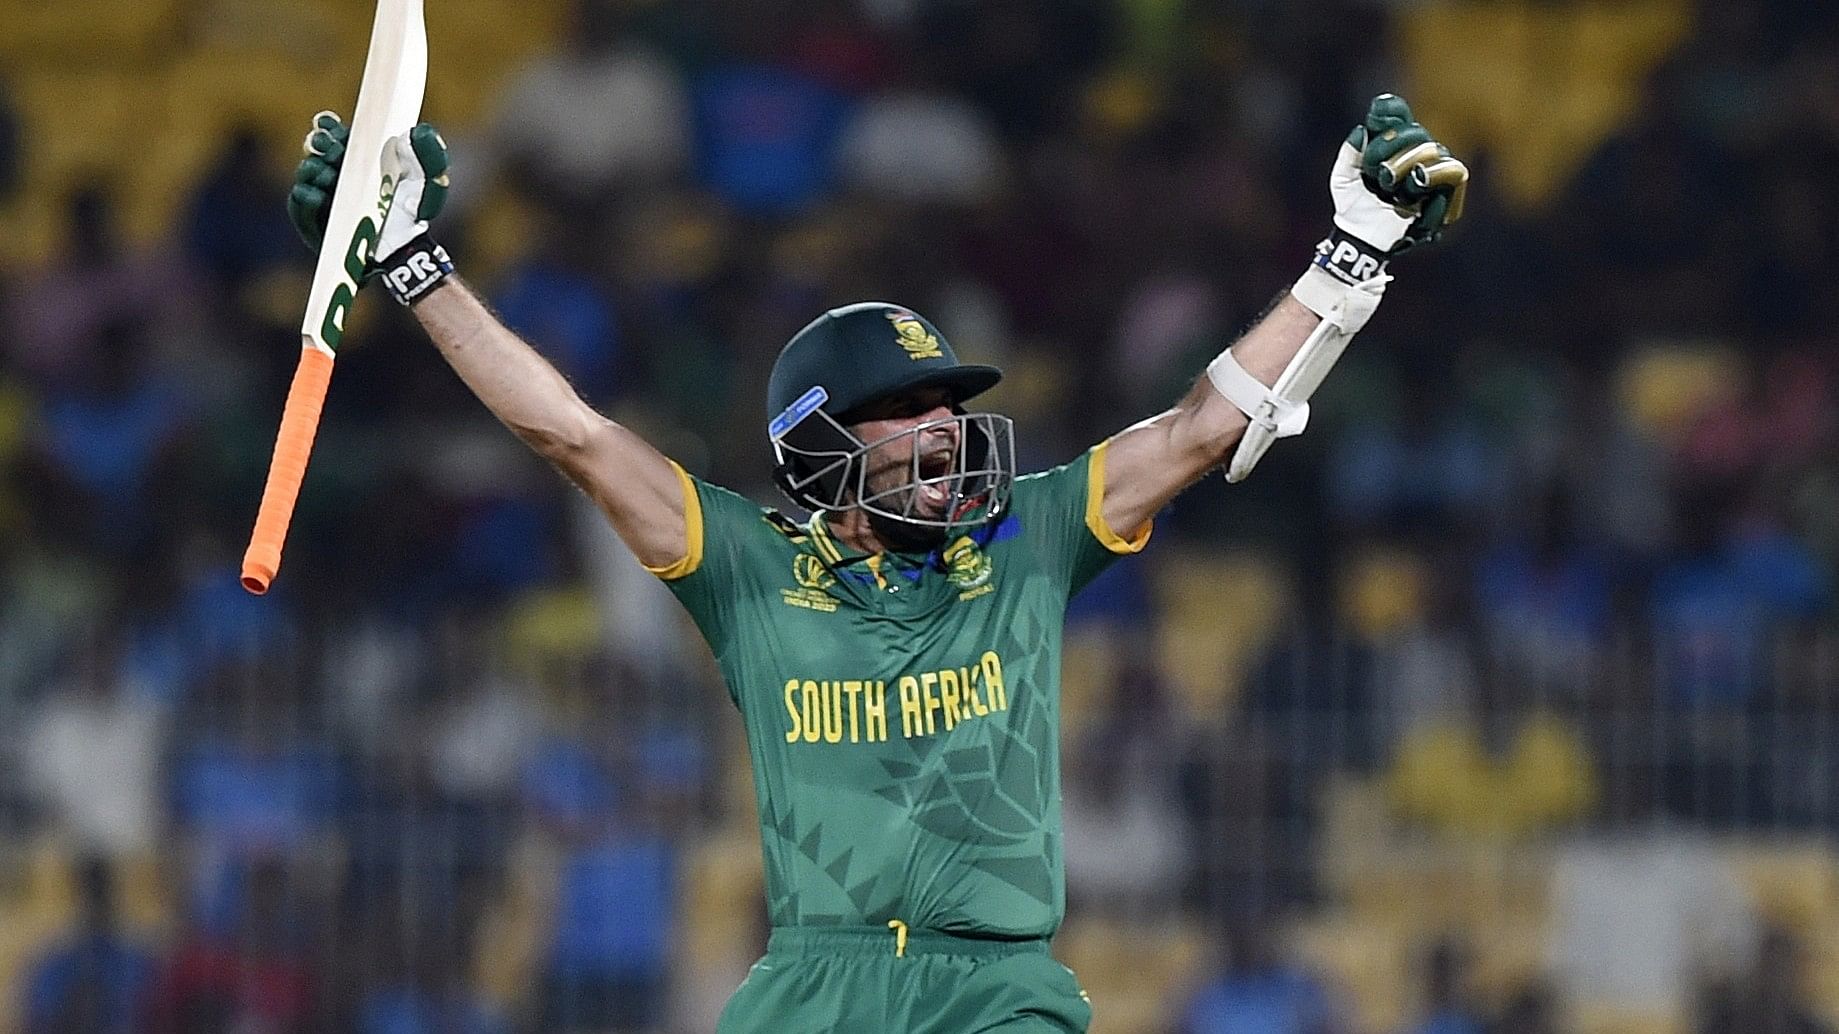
xmin=767 ymin=302 xmax=1015 ymax=536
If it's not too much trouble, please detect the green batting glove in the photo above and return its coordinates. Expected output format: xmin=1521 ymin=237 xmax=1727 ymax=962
xmin=286 ymin=110 xmax=455 ymax=304
xmin=1292 ymin=93 xmax=1471 ymax=331
xmin=1347 ymin=94 xmax=1469 ymax=252
xmin=286 ymin=111 xmax=451 ymax=255
xmin=288 ymin=111 xmax=349 ymax=251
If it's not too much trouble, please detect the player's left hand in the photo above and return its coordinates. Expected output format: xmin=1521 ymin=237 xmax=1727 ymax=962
xmin=289 ymin=111 xmax=450 ymax=261
xmin=288 ymin=110 xmax=456 ymax=305
xmin=1331 ymin=93 xmax=1468 ymax=254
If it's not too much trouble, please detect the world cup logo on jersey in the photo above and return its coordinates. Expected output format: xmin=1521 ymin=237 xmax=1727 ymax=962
xmin=942 ymin=537 xmax=993 ymax=591
xmin=793 ymin=553 xmax=837 ymax=591
xmin=887 ymin=311 xmax=944 ymax=360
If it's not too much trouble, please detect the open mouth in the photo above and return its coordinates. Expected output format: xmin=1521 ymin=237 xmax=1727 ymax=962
xmin=916 ymin=452 xmax=954 ymax=510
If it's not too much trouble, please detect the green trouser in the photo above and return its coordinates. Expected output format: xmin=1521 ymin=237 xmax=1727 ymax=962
xmin=716 ymin=925 xmax=1094 ymax=1034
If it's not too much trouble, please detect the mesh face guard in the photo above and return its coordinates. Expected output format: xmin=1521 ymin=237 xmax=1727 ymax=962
xmin=772 ymin=406 xmax=1016 ymax=536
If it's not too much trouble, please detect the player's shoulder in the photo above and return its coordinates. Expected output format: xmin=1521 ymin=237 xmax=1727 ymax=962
xmin=688 ymin=472 xmax=813 ymax=545
xmin=1011 ymin=448 xmax=1095 ymax=496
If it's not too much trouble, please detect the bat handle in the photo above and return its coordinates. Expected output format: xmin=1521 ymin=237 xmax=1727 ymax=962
xmin=242 ymin=347 xmax=336 ymax=594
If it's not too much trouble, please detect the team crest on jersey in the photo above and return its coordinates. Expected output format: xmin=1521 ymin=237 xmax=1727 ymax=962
xmin=888 ymin=311 xmax=944 ymax=361
xmin=942 ymin=537 xmax=994 ymax=596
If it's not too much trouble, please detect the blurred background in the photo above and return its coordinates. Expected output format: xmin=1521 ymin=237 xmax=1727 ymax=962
xmin=2 ymin=0 xmax=1838 ymax=1031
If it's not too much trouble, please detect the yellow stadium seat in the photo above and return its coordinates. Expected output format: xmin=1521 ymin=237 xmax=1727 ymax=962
xmin=12 ymin=71 xmax=154 ymax=185
xmin=1055 ymin=915 xmax=1207 ymax=1034
xmin=1720 ymin=840 xmax=1839 ymax=931
xmin=1059 ymin=624 xmax=1124 ymax=742
xmin=1397 ymin=0 xmax=1691 ymax=210
xmin=0 ymin=0 xmax=181 ymax=67
xmin=1152 ymin=550 xmax=1291 ymax=721
xmin=1289 ymin=916 xmax=1413 ymax=1033
xmin=424 ymin=0 xmax=567 ymax=126
xmin=473 ymin=832 xmax=557 ymax=1007
xmin=0 ymin=838 xmax=173 ymax=1034
xmin=1568 ymin=1001 xmax=1684 ymax=1034
xmin=679 ymin=826 xmax=767 ymax=975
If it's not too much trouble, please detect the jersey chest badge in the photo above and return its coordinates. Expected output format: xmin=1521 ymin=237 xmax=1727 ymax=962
xmin=943 ymin=537 xmax=995 ymax=600
xmin=783 ymin=553 xmax=839 ymax=612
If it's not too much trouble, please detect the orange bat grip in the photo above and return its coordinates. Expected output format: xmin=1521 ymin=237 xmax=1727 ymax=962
xmin=241 ymin=347 xmax=336 ymax=594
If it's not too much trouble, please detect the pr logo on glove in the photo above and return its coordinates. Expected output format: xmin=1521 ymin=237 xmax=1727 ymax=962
xmin=1291 ymin=94 xmax=1469 ymax=334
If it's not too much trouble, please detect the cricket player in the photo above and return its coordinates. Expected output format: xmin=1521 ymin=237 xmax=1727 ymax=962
xmin=288 ymin=94 xmax=1465 ymax=1032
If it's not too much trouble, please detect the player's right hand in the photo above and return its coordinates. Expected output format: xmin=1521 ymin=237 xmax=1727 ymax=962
xmin=288 ymin=111 xmax=349 ymax=252
xmin=286 ymin=111 xmax=451 ymax=259
xmin=1332 ymin=94 xmax=1468 ymax=254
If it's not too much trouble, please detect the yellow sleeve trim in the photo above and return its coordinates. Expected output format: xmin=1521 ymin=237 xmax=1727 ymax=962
xmin=1084 ymin=440 xmax=1152 ymax=555
xmin=642 ymin=461 xmax=705 ymax=580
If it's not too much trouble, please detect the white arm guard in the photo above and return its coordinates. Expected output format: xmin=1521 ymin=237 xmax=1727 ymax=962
xmin=1218 ymin=270 xmax=1385 ymax=483
xmin=1206 ymin=348 xmax=1311 ymax=442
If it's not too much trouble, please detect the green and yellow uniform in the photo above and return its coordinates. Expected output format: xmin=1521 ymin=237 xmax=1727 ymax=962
xmin=653 ymin=443 xmax=1149 ymax=1034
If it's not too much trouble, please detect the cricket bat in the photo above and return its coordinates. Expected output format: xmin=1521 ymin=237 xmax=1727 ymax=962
xmin=241 ymin=0 xmax=427 ymax=594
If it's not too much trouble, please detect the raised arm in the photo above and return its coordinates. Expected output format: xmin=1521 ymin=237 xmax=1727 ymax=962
xmin=1099 ymin=95 xmax=1469 ymax=535
xmin=410 ymin=280 xmax=687 ymax=568
xmin=288 ymin=113 xmax=689 ymax=571
xmin=1098 ymin=295 xmax=1320 ymax=533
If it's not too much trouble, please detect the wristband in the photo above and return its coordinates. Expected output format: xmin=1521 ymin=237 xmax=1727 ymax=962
xmin=1314 ymin=227 xmax=1389 ymax=287
xmin=378 ymin=234 xmax=455 ymax=306
xmin=1292 ymin=228 xmax=1390 ymax=333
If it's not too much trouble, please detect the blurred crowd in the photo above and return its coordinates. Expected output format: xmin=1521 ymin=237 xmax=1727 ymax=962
xmin=4 ymin=0 xmax=1839 ymax=1031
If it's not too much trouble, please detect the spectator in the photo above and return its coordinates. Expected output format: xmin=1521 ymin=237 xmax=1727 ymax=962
xmin=690 ymin=6 xmax=853 ymax=214
xmin=30 ymin=315 xmax=194 ymax=555
xmin=357 ymin=919 xmax=509 ymax=1034
xmin=170 ymin=656 xmax=338 ymax=929
xmin=490 ymin=0 xmax=691 ymax=201
xmin=1493 ymin=982 xmax=1559 ymax=1034
xmin=4 ymin=184 xmax=193 ymax=382
xmin=490 ymin=204 xmax=623 ymax=407
xmin=1407 ymin=937 xmax=1488 ymax=1034
xmin=1650 ymin=484 xmax=1828 ymax=708
xmin=0 ymin=70 xmax=18 ymax=200
xmin=1178 ymin=912 xmax=1344 ymax=1034
xmin=1696 ymin=923 xmax=1835 ymax=1034
xmin=22 ymin=625 xmax=165 ymax=857
xmin=1472 ymin=480 xmax=1613 ymax=700
xmin=142 ymin=854 xmax=320 ymax=1033
xmin=181 ymin=124 xmax=302 ymax=292
xmin=834 ymin=56 xmax=1005 ymax=206
xmin=20 ymin=855 xmax=156 ymax=1034
xmin=1060 ymin=657 xmax=1187 ymax=915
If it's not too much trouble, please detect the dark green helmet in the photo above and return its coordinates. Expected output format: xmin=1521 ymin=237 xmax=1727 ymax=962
xmin=767 ymin=302 xmax=1015 ymax=535
xmin=767 ymin=302 xmax=1001 ymax=425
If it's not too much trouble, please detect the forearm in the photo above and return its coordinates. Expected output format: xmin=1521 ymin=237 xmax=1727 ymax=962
xmin=412 ymin=277 xmax=602 ymax=455
xmin=1099 ymin=294 xmax=1320 ymax=529
xmin=1217 ymin=293 xmax=1322 ymax=415
xmin=1159 ymin=293 xmax=1323 ymax=467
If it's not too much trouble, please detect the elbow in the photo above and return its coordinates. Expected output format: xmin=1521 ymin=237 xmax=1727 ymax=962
xmin=1171 ymin=413 xmax=1245 ymax=476
xmin=520 ymin=405 xmax=610 ymax=464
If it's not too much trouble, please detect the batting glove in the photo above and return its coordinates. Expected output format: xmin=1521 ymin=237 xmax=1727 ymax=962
xmin=1293 ymin=94 xmax=1468 ymax=333
xmin=287 ymin=110 xmax=455 ymax=306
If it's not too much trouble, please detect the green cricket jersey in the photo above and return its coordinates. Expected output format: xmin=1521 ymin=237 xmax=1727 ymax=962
xmin=649 ymin=443 xmax=1150 ymax=939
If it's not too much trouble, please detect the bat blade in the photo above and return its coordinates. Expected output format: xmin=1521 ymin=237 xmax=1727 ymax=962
xmin=301 ymin=0 xmax=427 ymax=356
xmin=243 ymin=0 xmax=427 ymax=595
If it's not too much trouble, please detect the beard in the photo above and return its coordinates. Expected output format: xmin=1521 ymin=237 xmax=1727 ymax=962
xmin=857 ymin=452 xmax=957 ymax=552
xmin=865 ymin=507 xmax=951 ymax=553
